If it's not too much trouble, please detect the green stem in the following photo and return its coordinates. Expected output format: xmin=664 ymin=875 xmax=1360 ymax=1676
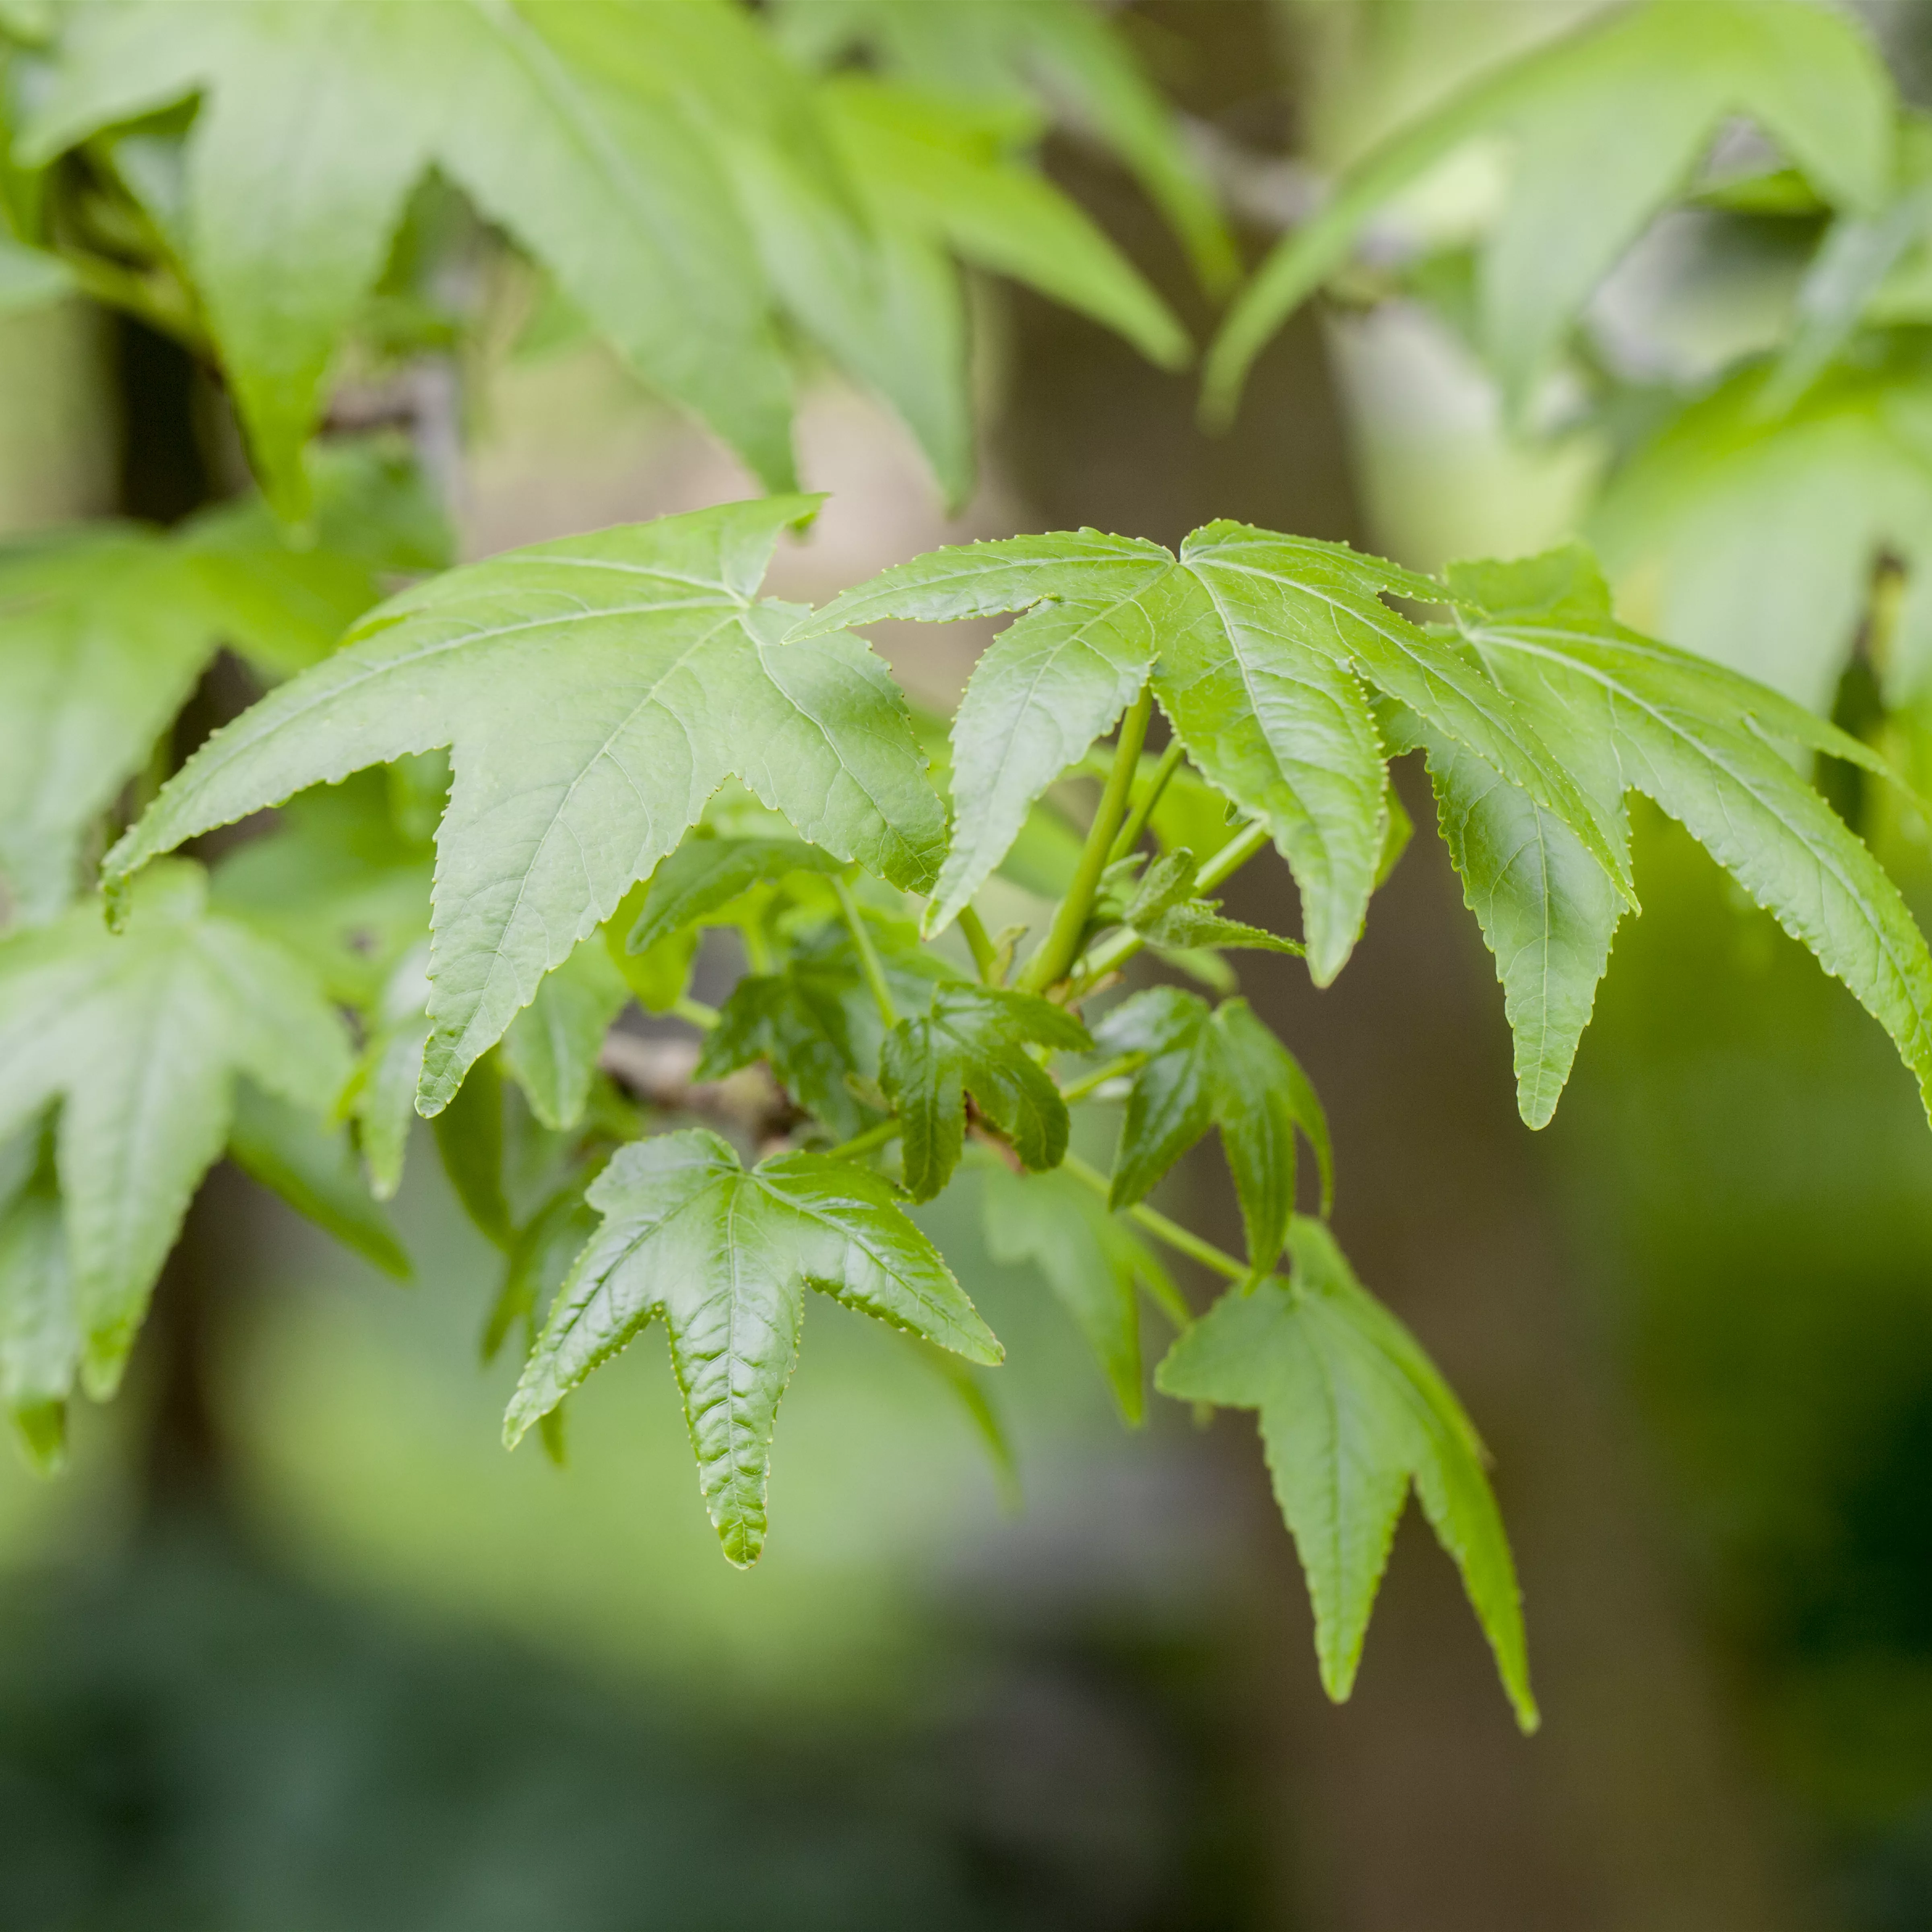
xmin=740 ymin=919 xmax=774 ymax=976
xmin=1108 ymin=737 xmax=1185 ymax=863
xmin=672 ymin=995 xmax=719 ymax=1032
xmin=957 ymin=904 xmax=999 ymax=982
xmin=1018 ymin=687 xmax=1154 ymax=995
xmin=834 ymin=875 xmax=898 ymax=1029
xmin=1057 ymin=1052 xmax=1146 ymax=1106
xmin=826 ymin=1117 xmax=901 ymax=1161
xmin=1060 ymin=1152 xmax=1247 ymax=1286
xmin=1069 ymin=815 xmax=1272 ymax=993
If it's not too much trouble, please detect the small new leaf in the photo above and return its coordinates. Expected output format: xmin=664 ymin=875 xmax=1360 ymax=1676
xmin=1096 ymin=987 xmax=1331 ymax=1267
xmin=505 ymin=1128 xmax=1001 ymax=1565
xmin=1157 ymin=1219 xmax=1536 ymax=1731
xmin=881 ymin=983 xmax=1092 ymax=1201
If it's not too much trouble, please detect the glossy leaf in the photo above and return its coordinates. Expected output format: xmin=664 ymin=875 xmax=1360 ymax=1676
xmin=0 ymin=861 xmax=351 ymax=1392
xmin=1095 ymin=987 xmax=1331 ymax=1266
xmin=105 ymin=497 xmax=948 ymax=1116
xmin=799 ymin=521 xmax=1629 ymax=982
xmin=1157 ymin=1220 xmax=1536 ymax=1730
xmin=505 ymin=1128 xmax=1001 ymax=1564
xmin=1455 ymin=546 xmax=1932 ymax=1120
xmin=880 ymin=983 xmax=1091 ymax=1201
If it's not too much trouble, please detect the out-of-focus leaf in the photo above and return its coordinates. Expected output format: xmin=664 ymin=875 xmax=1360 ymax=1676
xmin=500 ymin=939 xmax=630 ymax=1134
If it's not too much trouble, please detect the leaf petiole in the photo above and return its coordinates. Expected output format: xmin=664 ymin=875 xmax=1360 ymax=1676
xmin=834 ymin=875 xmax=898 ymax=1028
xmin=1060 ymin=1150 xmax=1245 ymax=1290
xmin=825 ymin=1117 xmax=902 ymax=1161
xmin=1108 ymin=736 xmax=1186 ymax=863
xmin=672 ymin=995 xmax=720 ymax=1032
xmin=957 ymin=904 xmax=1000 ymax=982
xmin=1057 ymin=1052 xmax=1148 ymax=1105
xmin=1018 ymin=686 xmax=1155 ymax=995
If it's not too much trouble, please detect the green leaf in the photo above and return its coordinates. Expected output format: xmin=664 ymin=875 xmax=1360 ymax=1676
xmin=227 ymin=1080 xmax=410 ymax=1282
xmin=0 ymin=234 xmax=70 ymax=313
xmin=826 ymin=80 xmax=1191 ymax=374
xmin=1206 ymin=0 xmax=1894 ymax=421
xmin=0 ymin=860 xmax=351 ymax=1392
xmin=429 ymin=1053 xmax=512 ymax=1252
xmin=981 ymin=1161 xmax=1172 ymax=1423
xmin=350 ymin=945 xmax=432 ymax=1203
xmin=500 ymin=937 xmax=630 ymax=1134
xmin=104 ymin=497 xmax=948 ymax=1117
xmin=1590 ymin=353 xmax=1932 ymax=713
xmin=505 ymin=1127 xmax=1000 ymax=1564
xmin=1118 ymin=848 xmax=1304 ymax=956
xmin=1455 ymin=545 xmax=1932 ymax=1120
xmin=483 ymin=1174 xmax=601 ymax=1366
xmin=771 ymin=0 xmax=1236 ymax=294
xmin=1095 ymin=988 xmax=1331 ymax=1264
xmin=879 ymin=982 xmax=1090 ymax=1201
xmin=0 ymin=1129 xmax=77 ymax=1472
xmin=25 ymin=0 xmax=797 ymax=513
xmin=698 ymin=919 xmax=950 ymax=1141
xmin=625 ymin=835 xmax=846 ymax=956
xmin=800 ymin=522 xmax=1628 ymax=983
xmin=1157 ymin=1220 xmax=1536 ymax=1731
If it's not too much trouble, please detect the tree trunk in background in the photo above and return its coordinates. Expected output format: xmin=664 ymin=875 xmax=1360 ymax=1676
xmin=1001 ymin=4 xmax=1803 ymax=1924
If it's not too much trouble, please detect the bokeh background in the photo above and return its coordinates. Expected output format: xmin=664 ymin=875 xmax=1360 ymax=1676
xmin=6 ymin=3 xmax=1932 ymax=1927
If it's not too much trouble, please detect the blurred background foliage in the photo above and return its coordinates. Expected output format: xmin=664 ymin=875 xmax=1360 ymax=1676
xmin=8 ymin=0 xmax=1932 ymax=1926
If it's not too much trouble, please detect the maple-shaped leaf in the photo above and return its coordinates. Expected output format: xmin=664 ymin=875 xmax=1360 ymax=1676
xmin=980 ymin=1161 xmax=1177 ymax=1423
xmin=1443 ymin=544 xmax=1932 ymax=1125
xmin=22 ymin=0 xmax=800 ymax=514
xmin=103 ymin=497 xmax=947 ymax=1118
xmin=795 ymin=522 xmax=1631 ymax=981
xmin=1207 ymin=0 xmax=1894 ymax=421
xmin=504 ymin=1127 xmax=1001 ymax=1564
xmin=698 ymin=916 xmax=955 ymax=1141
xmin=0 ymin=861 xmax=352 ymax=1391
xmin=1157 ymin=1219 xmax=1536 ymax=1731
xmin=881 ymin=982 xmax=1091 ymax=1201
xmin=1095 ymin=987 xmax=1331 ymax=1270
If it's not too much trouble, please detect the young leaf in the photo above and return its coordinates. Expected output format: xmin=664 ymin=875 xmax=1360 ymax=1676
xmin=103 ymin=497 xmax=948 ymax=1117
xmin=1206 ymin=0 xmax=1894 ymax=421
xmin=227 ymin=1081 xmax=410 ymax=1282
xmin=1156 ymin=1220 xmax=1536 ymax=1731
xmin=879 ymin=983 xmax=1092 ymax=1201
xmin=1455 ymin=547 xmax=1932 ymax=1121
xmin=697 ymin=920 xmax=928 ymax=1138
xmin=1094 ymin=988 xmax=1332 ymax=1266
xmin=0 ymin=861 xmax=352 ymax=1392
xmin=981 ymin=1161 xmax=1173 ymax=1423
xmin=500 ymin=937 xmax=630 ymax=1134
xmin=505 ymin=1128 xmax=1001 ymax=1565
xmin=1119 ymin=848 xmax=1304 ymax=955
xmin=23 ymin=0 xmax=797 ymax=513
xmin=799 ymin=522 xmax=1628 ymax=982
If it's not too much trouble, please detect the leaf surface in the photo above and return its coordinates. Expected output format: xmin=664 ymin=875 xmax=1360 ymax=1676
xmin=880 ymin=983 xmax=1090 ymax=1200
xmin=1157 ymin=1219 xmax=1536 ymax=1729
xmin=105 ymin=497 xmax=947 ymax=1115
xmin=0 ymin=861 xmax=351 ymax=1390
xmin=506 ymin=1127 xmax=999 ymax=1563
